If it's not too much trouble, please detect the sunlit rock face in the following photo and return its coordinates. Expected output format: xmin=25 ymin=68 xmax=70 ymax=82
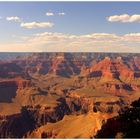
xmin=0 ymin=53 xmax=140 ymax=138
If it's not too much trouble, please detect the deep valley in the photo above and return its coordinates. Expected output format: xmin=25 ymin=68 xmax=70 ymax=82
xmin=0 ymin=52 xmax=140 ymax=138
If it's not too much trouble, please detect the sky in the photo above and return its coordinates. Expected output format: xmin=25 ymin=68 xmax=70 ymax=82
xmin=1 ymin=2 xmax=140 ymax=52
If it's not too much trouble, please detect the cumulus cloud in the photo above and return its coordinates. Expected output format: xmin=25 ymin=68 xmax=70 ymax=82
xmin=58 ymin=12 xmax=66 ymax=16
xmin=6 ymin=16 xmax=21 ymax=22
xmin=107 ymin=14 xmax=140 ymax=23
xmin=1 ymin=32 xmax=140 ymax=52
xmin=46 ymin=12 xmax=54 ymax=16
xmin=20 ymin=22 xmax=54 ymax=29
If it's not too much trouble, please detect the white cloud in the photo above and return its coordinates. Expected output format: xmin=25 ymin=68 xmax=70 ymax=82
xmin=46 ymin=11 xmax=66 ymax=16
xmin=1 ymin=32 xmax=140 ymax=52
xmin=124 ymin=33 xmax=140 ymax=37
xmin=123 ymin=33 xmax=140 ymax=42
xmin=58 ymin=12 xmax=66 ymax=16
xmin=46 ymin=12 xmax=54 ymax=16
xmin=107 ymin=14 xmax=140 ymax=23
xmin=0 ymin=16 xmax=2 ymax=19
xmin=6 ymin=16 xmax=21 ymax=22
xmin=20 ymin=22 xmax=54 ymax=29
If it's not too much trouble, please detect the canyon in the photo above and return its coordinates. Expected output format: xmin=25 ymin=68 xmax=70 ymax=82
xmin=0 ymin=53 xmax=140 ymax=138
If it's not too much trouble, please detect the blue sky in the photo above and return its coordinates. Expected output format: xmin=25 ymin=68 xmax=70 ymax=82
xmin=0 ymin=2 xmax=140 ymax=52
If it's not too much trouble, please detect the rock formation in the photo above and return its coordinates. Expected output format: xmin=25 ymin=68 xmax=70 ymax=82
xmin=0 ymin=53 xmax=140 ymax=138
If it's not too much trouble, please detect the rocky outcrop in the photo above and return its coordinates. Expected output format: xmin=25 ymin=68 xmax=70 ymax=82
xmin=66 ymin=96 xmax=94 ymax=114
xmin=89 ymin=56 xmax=134 ymax=80
xmin=0 ymin=78 xmax=31 ymax=103
xmin=0 ymin=97 xmax=70 ymax=138
xmin=0 ymin=108 xmax=35 ymax=138
xmin=95 ymin=98 xmax=140 ymax=138
xmin=26 ymin=112 xmax=115 ymax=138
xmin=67 ymin=94 xmax=125 ymax=114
